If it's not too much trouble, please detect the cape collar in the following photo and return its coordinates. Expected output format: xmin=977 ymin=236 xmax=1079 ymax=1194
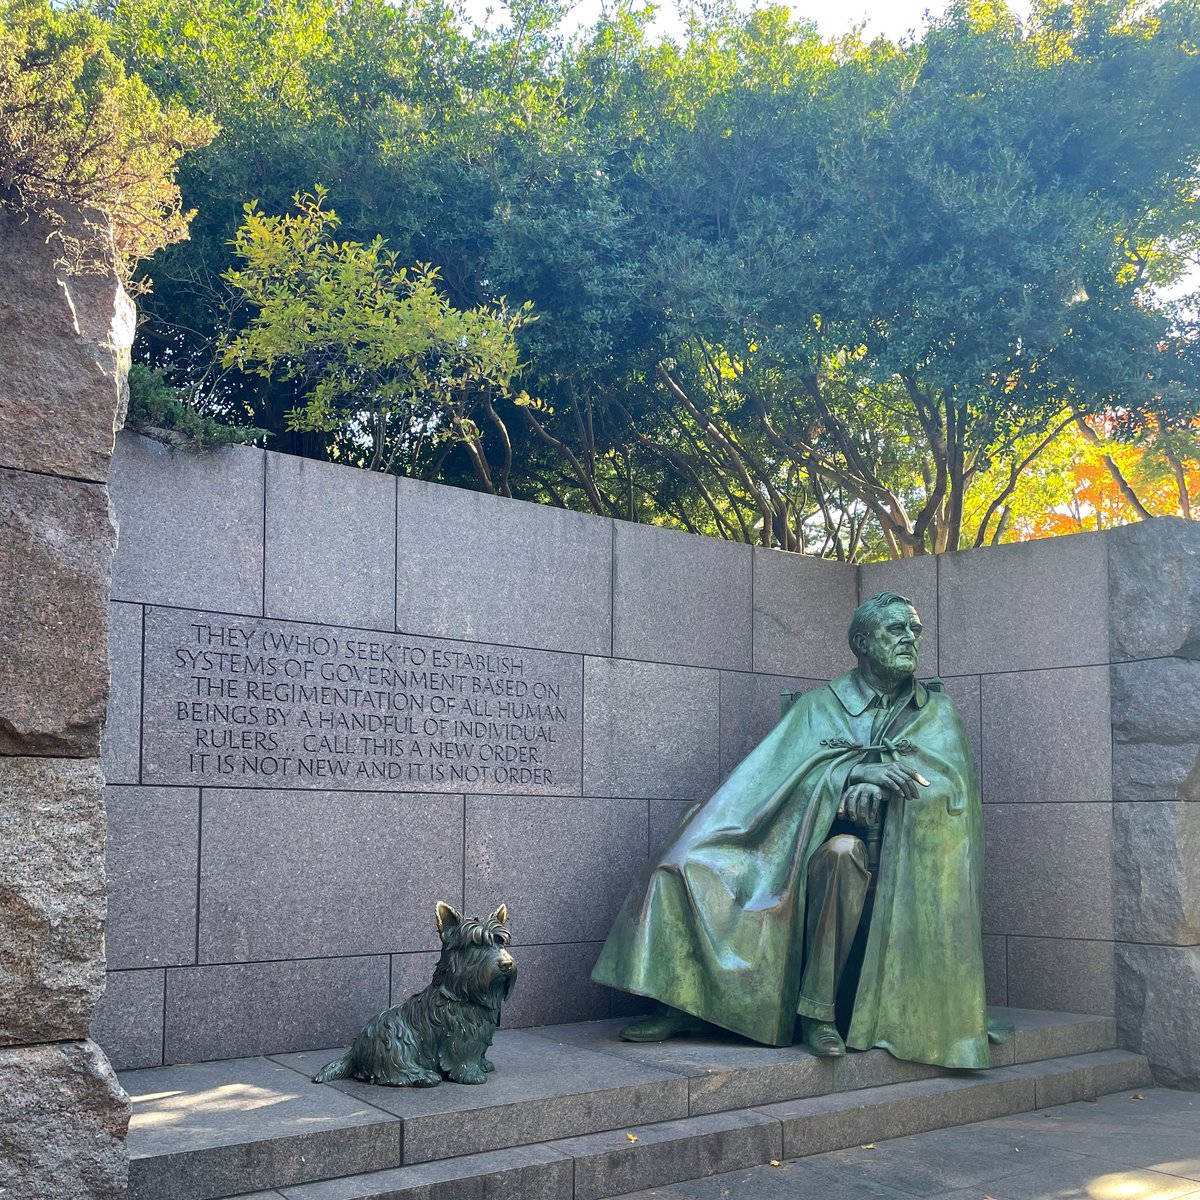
xmin=829 ymin=668 xmax=927 ymax=716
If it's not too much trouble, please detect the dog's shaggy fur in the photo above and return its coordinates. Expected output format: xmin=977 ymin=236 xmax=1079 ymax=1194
xmin=313 ymin=902 xmax=516 ymax=1087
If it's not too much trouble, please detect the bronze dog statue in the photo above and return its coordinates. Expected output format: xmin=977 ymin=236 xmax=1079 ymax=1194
xmin=313 ymin=902 xmax=516 ymax=1087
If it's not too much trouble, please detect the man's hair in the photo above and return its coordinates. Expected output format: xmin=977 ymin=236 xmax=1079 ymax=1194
xmin=848 ymin=592 xmax=915 ymax=657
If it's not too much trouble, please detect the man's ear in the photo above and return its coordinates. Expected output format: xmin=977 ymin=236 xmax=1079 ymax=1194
xmin=435 ymin=901 xmax=462 ymax=940
xmin=490 ymin=903 xmax=508 ymax=926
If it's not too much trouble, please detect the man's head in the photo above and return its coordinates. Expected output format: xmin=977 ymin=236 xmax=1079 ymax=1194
xmin=848 ymin=592 xmax=923 ymax=690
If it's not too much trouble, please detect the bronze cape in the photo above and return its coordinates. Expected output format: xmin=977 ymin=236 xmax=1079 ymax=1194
xmin=591 ymin=671 xmax=990 ymax=1069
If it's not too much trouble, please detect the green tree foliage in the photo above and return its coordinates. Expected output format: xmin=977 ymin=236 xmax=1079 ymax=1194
xmin=222 ymin=188 xmax=532 ymax=482
xmin=0 ymin=0 xmax=212 ymax=276
xmin=102 ymin=0 xmax=1200 ymax=555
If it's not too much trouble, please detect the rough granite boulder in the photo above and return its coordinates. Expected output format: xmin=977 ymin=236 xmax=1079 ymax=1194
xmin=1116 ymin=943 xmax=1200 ymax=1089
xmin=0 ymin=1039 xmax=129 ymax=1200
xmin=0 ymin=468 xmax=115 ymax=756
xmin=1113 ymin=802 xmax=1200 ymax=946
xmin=0 ymin=757 xmax=107 ymax=1045
xmin=1108 ymin=517 xmax=1200 ymax=662
xmin=1110 ymin=657 xmax=1200 ymax=748
xmin=0 ymin=206 xmax=135 ymax=483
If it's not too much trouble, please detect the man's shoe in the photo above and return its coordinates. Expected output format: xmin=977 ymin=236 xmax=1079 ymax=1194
xmin=801 ymin=1017 xmax=846 ymax=1057
xmin=619 ymin=1005 xmax=707 ymax=1042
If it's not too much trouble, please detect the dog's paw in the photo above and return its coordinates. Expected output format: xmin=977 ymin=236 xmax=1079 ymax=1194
xmin=448 ymin=1063 xmax=488 ymax=1084
xmin=481 ymin=1056 xmax=496 ymax=1073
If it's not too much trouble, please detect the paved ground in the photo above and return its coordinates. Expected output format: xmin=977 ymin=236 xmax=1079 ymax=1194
xmin=611 ymin=1087 xmax=1200 ymax=1200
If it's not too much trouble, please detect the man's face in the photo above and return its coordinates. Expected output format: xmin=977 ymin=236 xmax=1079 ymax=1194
xmin=859 ymin=603 xmax=923 ymax=682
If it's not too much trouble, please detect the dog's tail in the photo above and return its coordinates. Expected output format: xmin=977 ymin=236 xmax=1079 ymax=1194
xmin=312 ymin=1054 xmax=353 ymax=1084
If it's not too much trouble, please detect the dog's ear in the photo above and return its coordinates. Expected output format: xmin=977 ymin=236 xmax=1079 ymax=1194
xmin=435 ymin=901 xmax=462 ymax=940
xmin=490 ymin=903 xmax=508 ymax=927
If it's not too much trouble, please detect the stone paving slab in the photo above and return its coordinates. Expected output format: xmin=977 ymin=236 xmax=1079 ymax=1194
xmin=271 ymin=1029 xmax=690 ymax=1164
xmin=123 ymin=1056 xmax=401 ymax=1200
xmin=604 ymin=1087 xmax=1200 ymax=1200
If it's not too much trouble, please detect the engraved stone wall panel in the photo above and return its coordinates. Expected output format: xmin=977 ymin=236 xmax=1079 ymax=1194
xmin=141 ymin=607 xmax=583 ymax=796
xmin=982 ymin=803 xmax=1114 ymax=941
xmin=106 ymin=786 xmax=198 ymax=969
xmin=396 ymin=477 xmax=612 ymax=656
xmin=1008 ymin=937 xmax=1115 ymax=1016
xmin=164 ymin=956 xmax=390 ymax=1063
xmin=103 ymin=602 xmax=142 ymax=783
xmin=582 ymin=658 xmax=720 ymax=800
xmin=859 ymin=555 xmax=939 ymax=676
xmin=981 ymin=667 xmax=1111 ymax=806
xmin=752 ymin=549 xmax=857 ymax=678
xmin=198 ymin=789 xmax=462 ymax=962
xmin=937 ymin=532 xmax=1108 ymax=676
xmin=265 ymin=453 xmax=396 ymax=630
xmin=465 ymin=795 xmax=647 ymax=944
xmin=612 ymin=523 xmax=752 ymax=670
xmin=719 ymin=672 xmax=823 ymax=781
xmin=110 ymin=433 xmax=264 ymax=615
xmin=92 ymin=970 xmax=165 ymax=1070
xmin=0 ymin=469 xmax=114 ymax=756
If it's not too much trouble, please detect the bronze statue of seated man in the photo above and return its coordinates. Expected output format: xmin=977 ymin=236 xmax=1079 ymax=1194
xmin=593 ymin=592 xmax=1008 ymax=1068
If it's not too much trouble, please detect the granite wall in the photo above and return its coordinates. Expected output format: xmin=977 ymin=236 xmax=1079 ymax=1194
xmin=95 ymin=434 xmax=1198 ymax=1085
xmin=95 ymin=434 xmax=857 ymax=1068
xmin=0 ymin=207 xmax=134 ymax=1198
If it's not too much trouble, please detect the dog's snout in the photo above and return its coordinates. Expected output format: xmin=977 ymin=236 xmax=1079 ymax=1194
xmin=498 ymin=949 xmax=515 ymax=972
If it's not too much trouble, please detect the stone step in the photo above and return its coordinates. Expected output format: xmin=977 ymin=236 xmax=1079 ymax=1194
xmin=222 ymin=1049 xmax=1151 ymax=1200
xmin=121 ymin=1007 xmax=1121 ymax=1200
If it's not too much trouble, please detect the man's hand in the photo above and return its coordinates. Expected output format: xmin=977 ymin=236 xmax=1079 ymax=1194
xmin=846 ymin=761 xmax=930 ymax=801
xmin=839 ymin=782 xmax=886 ymax=827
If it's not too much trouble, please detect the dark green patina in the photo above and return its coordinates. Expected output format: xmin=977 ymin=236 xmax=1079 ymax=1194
xmin=592 ymin=593 xmax=1004 ymax=1069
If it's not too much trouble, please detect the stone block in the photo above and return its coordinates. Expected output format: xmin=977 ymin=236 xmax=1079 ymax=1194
xmin=981 ymin=667 xmax=1111 ymax=805
xmin=501 ymin=942 xmax=612 ymax=1027
xmin=983 ymin=934 xmax=1007 ymax=1005
xmin=1116 ymin=942 xmax=1200 ymax=1088
xmin=107 ymin=785 xmax=199 ymax=968
xmin=612 ymin=523 xmax=752 ymax=670
xmin=103 ymin=601 xmax=142 ymax=783
xmin=938 ymin=532 xmax=1108 ymax=675
xmin=1112 ymin=657 xmax=1200 ymax=747
xmin=396 ymin=477 xmax=612 ymax=656
xmin=719 ymin=672 xmax=822 ymax=780
xmin=1006 ymin=937 xmax=1115 ymax=1016
xmin=583 ymin=658 xmax=720 ymax=800
xmin=275 ymin=1028 xmax=690 ymax=1164
xmin=1008 ymin=1048 xmax=1152 ymax=1109
xmin=1113 ymin=739 xmax=1200 ymax=805
xmin=1108 ymin=517 xmax=1200 ymax=661
xmin=198 ymin=789 xmax=461 ymax=962
xmin=830 ymin=1047 xmax=941 ymax=1092
xmin=123 ymin=1054 xmax=400 ymax=1200
xmin=0 ymin=757 xmax=106 ymax=1044
xmin=761 ymin=1073 xmax=1033 ymax=1160
xmin=140 ymin=607 xmax=583 ymax=796
xmin=992 ymin=1006 xmax=1116 ymax=1064
xmin=465 ymin=795 xmax=647 ymax=944
xmin=552 ymin=1108 xmax=782 ymax=1200
xmin=982 ymin=803 xmax=1114 ymax=940
xmin=92 ymin=969 xmax=164 ymax=1070
xmin=266 ymin=454 xmax=396 ymax=630
xmin=0 ymin=469 xmax=114 ymax=755
xmin=648 ymin=799 xmax=697 ymax=855
xmin=752 ymin=549 xmax=857 ymax=678
xmin=0 ymin=1039 xmax=129 ymax=1200
xmin=0 ymin=206 xmax=134 ymax=483
xmin=389 ymin=951 xmax=440 ymax=1005
xmin=110 ymin=432 xmax=265 ymax=614
xmin=940 ymin=674 xmax=981 ymax=774
xmin=859 ymin=554 xmax=939 ymax=675
xmin=277 ymin=1144 xmax=574 ymax=1200
xmin=164 ymin=956 xmax=390 ymax=1063
xmin=1114 ymin=802 xmax=1200 ymax=945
